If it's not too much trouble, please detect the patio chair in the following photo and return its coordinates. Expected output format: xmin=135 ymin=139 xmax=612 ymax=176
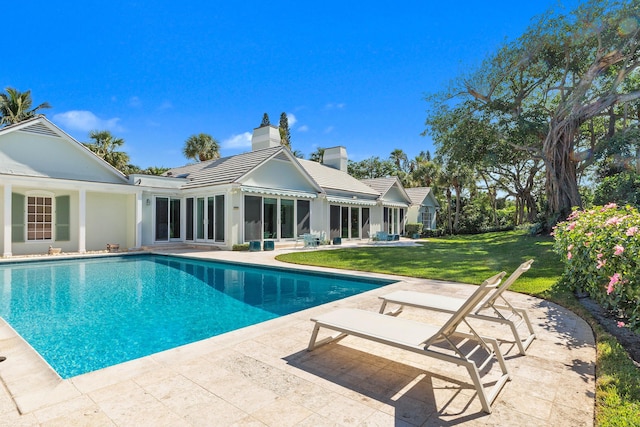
xmin=379 ymin=259 xmax=535 ymax=355
xmin=308 ymin=272 xmax=511 ymax=414
xmin=302 ymin=233 xmax=318 ymax=249
xmin=374 ymin=231 xmax=388 ymax=243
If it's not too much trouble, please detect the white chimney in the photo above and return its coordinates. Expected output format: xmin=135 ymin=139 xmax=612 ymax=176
xmin=323 ymin=146 xmax=348 ymax=172
xmin=251 ymin=125 xmax=281 ymax=151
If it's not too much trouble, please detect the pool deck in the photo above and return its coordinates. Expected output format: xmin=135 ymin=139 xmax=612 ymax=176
xmin=0 ymin=243 xmax=595 ymax=426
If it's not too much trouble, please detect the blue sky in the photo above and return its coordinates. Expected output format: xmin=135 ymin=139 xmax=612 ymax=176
xmin=3 ymin=1 xmax=577 ymax=169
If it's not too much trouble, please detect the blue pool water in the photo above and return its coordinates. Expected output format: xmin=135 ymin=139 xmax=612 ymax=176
xmin=0 ymin=254 xmax=393 ymax=378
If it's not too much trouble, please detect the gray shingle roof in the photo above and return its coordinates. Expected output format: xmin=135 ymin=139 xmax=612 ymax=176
xmin=297 ymin=159 xmax=379 ymax=196
xmin=405 ymin=187 xmax=435 ymax=205
xmin=360 ymin=177 xmax=398 ymax=195
xmin=164 ymin=146 xmax=283 ymax=188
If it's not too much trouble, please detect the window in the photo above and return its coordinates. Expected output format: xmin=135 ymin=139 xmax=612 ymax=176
xmin=361 ymin=208 xmax=370 ymax=239
xmin=351 ymin=207 xmax=360 ymax=238
xmin=156 ymin=197 xmax=181 ymax=241
xmin=280 ymin=199 xmax=294 ymax=239
xmin=330 ymin=205 xmax=341 ymax=239
xmin=214 ymin=195 xmax=225 ymax=242
xmin=188 ymin=195 xmax=225 ymax=242
xmin=245 ymin=196 xmax=311 ymax=242
xmin=341 ymin=207 xmax=349 ymax=238
xmin=27 ymin=196 xmax=53 ymax=241
xmin=186 ymin=198 xmax=194 ymax=240
xmin=296 ymin=200 xmax=310 ymax=236
xmin=264 ymin=198 xmax=277 ymax=239
xmin=421 ymin=209 xmax=433 ymax=230
xmin=244 ymin=195 xmax=262 ymax=241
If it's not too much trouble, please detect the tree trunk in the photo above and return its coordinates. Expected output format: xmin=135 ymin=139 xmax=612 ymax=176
xmin=446 ymin=189 xmax=453 ymax=233
xmin=543 ymin=121 xmax=582 ymax=226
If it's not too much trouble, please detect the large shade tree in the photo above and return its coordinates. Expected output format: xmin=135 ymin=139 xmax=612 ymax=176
xmin=426 ymin=0 xmax=640 ymax=227
xmin=183 ymin=133 xmax=220 ymax=162
xmin=0 ymin=87 xmax=51 ymax=126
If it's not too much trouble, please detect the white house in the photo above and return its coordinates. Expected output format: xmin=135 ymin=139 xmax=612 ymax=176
xmin=0 ymin=117 xmax=141 ymax=257
xmin=405 ymin=187 xmax=440 ymax=231
xmin=0 ymin=117 xmax=433 ymax=256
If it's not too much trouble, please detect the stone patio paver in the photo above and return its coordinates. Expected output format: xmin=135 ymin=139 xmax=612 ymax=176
xmin=0 ymin=243 xmax=596 ymax=426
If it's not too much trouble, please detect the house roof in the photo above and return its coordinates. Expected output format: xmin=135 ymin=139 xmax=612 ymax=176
xmin=405 ymin=187 xmax=439 ymax=206
xmin=360 ymin=177 xmax=397 ymax=195
xmin=361 ymin=176 xmax=412 ymax=203
xmin=0 ymin=116 xmax=128 ymax=183
xmin=297 ymin=159 xmax=379 ymax=197
xmin=165 ymin=146 xmax=284 ymax=188
xmin=164 ymin=147 xmax=382 ymax=197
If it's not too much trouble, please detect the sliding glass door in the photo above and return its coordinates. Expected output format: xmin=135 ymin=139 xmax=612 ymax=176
xmin=155 ymin=197 xmax=180 ymax=241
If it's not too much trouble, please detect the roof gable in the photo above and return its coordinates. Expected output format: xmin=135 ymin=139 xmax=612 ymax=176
xmin=0 ymin=116 xmax=127 ymax=183
xmin=405 ymin=187 xmax=440 ymax=207
xmin=361 ymin=177 xmax=411 ymax=203
xmin=168 ymin=146 xmax=322 ymax=193
xmin=298 ymin=159 xmax=379 ymax=197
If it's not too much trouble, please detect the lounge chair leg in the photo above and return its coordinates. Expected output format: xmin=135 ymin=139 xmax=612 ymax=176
xmin=308 ymin=324 xmax=347 ymax=351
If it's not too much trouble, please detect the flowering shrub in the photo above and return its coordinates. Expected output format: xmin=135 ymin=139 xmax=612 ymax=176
xmin=553 ymin=204 xmax=640 ymax=332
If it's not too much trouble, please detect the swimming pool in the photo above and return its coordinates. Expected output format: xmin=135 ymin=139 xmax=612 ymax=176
xmin=0 ymin=254 xmax=394 ymax=378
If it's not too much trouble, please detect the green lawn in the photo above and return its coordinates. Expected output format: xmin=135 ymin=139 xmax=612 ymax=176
xmin=277 ymin=230 xmax=561 ymax=295
xmin=276 ymin=230 xmax=640 ymax=426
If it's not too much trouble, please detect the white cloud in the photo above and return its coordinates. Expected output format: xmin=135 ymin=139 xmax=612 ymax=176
xmin=53 ymin=110 xmax=123 ymax=132
xmin=325 ymin=103 xmax=345 ymax=110
xmin=222 ymin=132 xmax=252 ymax=149
xmin=158 ymin=100 xmax=173 ymax=111
xmin=324 ymin=126 xmax=334 ymax=134
xmin=298 ymin=125 xmax=309 ymax=132
xmin=287 ymin=113 xmax=297 ymax=127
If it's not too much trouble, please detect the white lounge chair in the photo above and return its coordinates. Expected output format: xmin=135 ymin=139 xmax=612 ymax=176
xmin=379 ymin=259 xmax=536 ymax=355
xmin=308 ymin=272 xmax=511 ymax=414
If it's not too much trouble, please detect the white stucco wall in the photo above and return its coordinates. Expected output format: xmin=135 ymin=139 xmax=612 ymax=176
xmin=85 ymin=192 xmax=135 ymax=251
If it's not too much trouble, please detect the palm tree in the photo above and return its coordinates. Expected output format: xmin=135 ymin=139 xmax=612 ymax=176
xmin=0 ymin=87 xmax=51 ymax=126
xmin=309 ymin=147 xmax=325 ymax=163
xmin=85 ymin=130 xmax=130 ymax=171
xmin=183 ymin=133 xmax=220 ymax=162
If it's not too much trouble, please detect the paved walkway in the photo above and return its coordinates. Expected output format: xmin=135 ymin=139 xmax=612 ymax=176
xmin=0 ymin=245 xmax=595 ymax=426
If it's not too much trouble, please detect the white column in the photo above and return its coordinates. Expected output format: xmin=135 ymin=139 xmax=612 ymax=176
xmin=3 ymin=184 xmax=12 ymax=257
xmin=78 ymin=189 xmax=86 ymax=253
xmin=135 ymin=192 xmax=143 ymax=248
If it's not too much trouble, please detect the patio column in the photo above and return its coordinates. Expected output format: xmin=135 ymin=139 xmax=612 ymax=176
xmin=78 ymin=189 xmax=86 ymax=253
xmin=135 ymin=192 xmax=142 ymax=248
xmin=3 ymin=184 xmax=12 ymax=257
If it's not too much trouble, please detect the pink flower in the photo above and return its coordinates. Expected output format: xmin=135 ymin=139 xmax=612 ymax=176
xmin=626 ymin=226 xmax=638 ymax=236
xmin=568 ymin=244 xmax=574 ymax=251
xmin=597 ymin=253 xmax=603 ymax=258
xmin=604 ymin=203 xmax=618 ymax=210
xmin=567 ymin=251 xmax=572 ymax=260
xmin=586 ymin=232 xmax=594 ymax=237
xmin=605 ymin=217 xmax=622 ymax=226
xmin=567 ymin=222 xmax=576 ymax=230
xmin=607 ymin=273 xmax=622 ymax=294
xmin=597 ymin=259 xmax=606 ymax=269
xmin=617 ymin=321 xmax=626 ymax=328
xmin=614 ymin=245 xmax=624 ymax=256
xmin=567 ymin=210 xmax=581 ymax=220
